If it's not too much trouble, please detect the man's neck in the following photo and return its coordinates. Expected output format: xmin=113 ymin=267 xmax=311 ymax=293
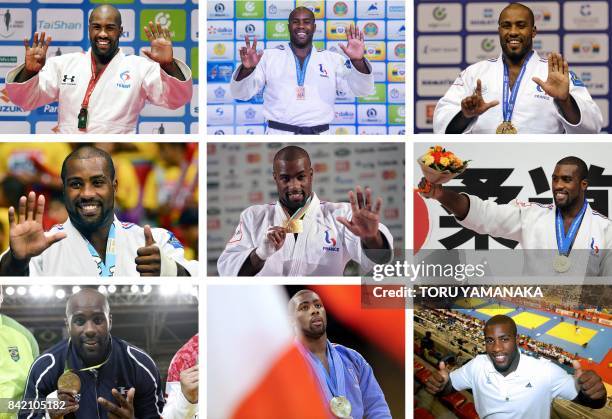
xmin=499 ymin=351 xmax=520 ymax=377
xmin=93 ymin=49 xmax=118 ymax=73
xmin=560 ymin=198 xmax=586 ymax=225
xmin=79 ymin=218 xmax=113 ymax=262
xmin=504 ymin=50 xmax=532 ymax=72
xmin=290 ymin=43 xmax=313 ymax=63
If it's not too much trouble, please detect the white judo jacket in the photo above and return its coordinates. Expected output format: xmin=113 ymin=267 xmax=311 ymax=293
xmin=217 ymin=193 xmax=393 ymax=276
xmin=458 ymin=194 xmax=612 ymax=276
xmin=230 ymin=43 xmax=375 ymax=132
xmin=0 ymin=216 xmax=198 ymax=276
xmin=5 ymin=48 xmax=192 ymax=134
xmin=433 ymin=51 xmax=603 ymax=134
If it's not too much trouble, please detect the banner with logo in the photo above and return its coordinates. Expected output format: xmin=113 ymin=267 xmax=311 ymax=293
xmin=414 ymin=143 xmax=612 ymax=251
xmin=207 ymin=0 xmax=406 ymax=135
xmin=207 ymin=142 xmax=405 ymax=275
xmin=414 ymin=1 xmax=611 ymax=133
xmin=0 ymin=0 xmax=198 ymax=134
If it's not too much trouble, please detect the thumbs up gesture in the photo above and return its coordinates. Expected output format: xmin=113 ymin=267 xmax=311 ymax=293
xmin=572 ymin=360 xmax=606 ymax=402
xmin=425 ymin=361 xmax=451 ymax=394
xmin=135 ymin=225 xmax=161 ymax=276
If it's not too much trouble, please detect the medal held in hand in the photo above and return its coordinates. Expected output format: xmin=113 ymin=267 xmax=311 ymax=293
xmin=284 ymin=218 xmax=303 ymax=234
xmin=497 ymin=51 xmax=534 ymax=135
xmin=330 ymin=396 xmax=352 ymax=418
xmin=57 ymin=370 xmax=81 ymax=393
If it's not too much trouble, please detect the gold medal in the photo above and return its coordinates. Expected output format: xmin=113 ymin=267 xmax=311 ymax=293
xmin=57 ymin=370 xmax=81 ymax=393
xmin=284 ymin=219 xmax=303 ymax=234
xmin=330 ymin=396 xmax=352 ymax=418
xmin=553 ymin=255 xmax=571 ymax=273
xmin=496 ymin=121 xmax=518 ymax=134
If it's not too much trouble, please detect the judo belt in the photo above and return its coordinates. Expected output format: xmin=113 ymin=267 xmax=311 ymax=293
xmin=268 ymin=120 xmax=329 ymax=135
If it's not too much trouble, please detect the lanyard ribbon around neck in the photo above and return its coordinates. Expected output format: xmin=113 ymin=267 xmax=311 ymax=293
xmin=78 ymin=53 xmax=110 ymax=130
xmin=502 ymin=51 xmax=533 ymax=122
xmin=555 ymin=199 xmax=588 ymax=256
xmin=291 ymin=44 xmax=312 ymax=87
xmin=84 ymin=223 xmax=116 ymax=277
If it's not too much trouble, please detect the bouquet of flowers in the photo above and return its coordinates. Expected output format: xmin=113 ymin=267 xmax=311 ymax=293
xmin=417 ymin=146 xmax=469 ymax=193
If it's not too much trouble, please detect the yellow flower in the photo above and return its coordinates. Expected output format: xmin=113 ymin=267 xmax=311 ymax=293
xmin=439 ymin=156 xmax=450 ymax=166
xmin=422 ymin=154 xmax=434 ymax=166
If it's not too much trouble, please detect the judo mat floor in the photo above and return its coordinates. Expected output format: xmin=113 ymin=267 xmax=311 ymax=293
xmin=511 ymin=311 xmax=551 ymax=329
xmin=546 ymin=322 xmax=598 ymax=346
xmin=476 ymin=304 xmax=515 ymax=316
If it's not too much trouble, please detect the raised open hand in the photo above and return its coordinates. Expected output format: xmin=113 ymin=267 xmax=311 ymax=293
xmin=23 ymin=31 xmax=51 ymax=75
xmin=337 ymin=186 xmax=382 ymax=240
xmin=142 ymin=21 xmax=174 ymax=66
xmin=239 ymin=35 xmax=263 ymax=70
xmin=339 ymin=24 xmax=365 ymax=60
xmin=8 ymin=192 xmax=66 ymax=262
xmin=461 ymin=79 xmax=500 ymax=118
xmin=532 ymin=52 xmax=570 ymax=101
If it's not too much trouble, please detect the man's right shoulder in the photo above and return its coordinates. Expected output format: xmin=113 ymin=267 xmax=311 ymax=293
xmin=30 ymin=340 xmax=67 ymax=372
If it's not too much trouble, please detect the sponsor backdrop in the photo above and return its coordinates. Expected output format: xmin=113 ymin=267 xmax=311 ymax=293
xmin=207 ymin=142 xmax=405 ymax=275
xmin=414 ymin=143 xmax=612 ymax=250
xmin=206 ymin=0 xmax=406 ymax=135
xmin=0 ymin=0 xmax=199 ymax=134
xmin=414 ymin=1 xmax=612 ymax=133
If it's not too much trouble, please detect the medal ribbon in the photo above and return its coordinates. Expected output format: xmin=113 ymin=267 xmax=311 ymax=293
xmin=84 ymin=223 xmax=116 ymax=277
xmin=284 ymin=195 xmax=312 ymax=227
xmin=307 ymin=341 xmax=347 ymax=400
xmin=78 ymin=53 xmax=110 ymax=129
xmin=502 ymin=50 xmax=533 ymax=122
xmin=65 ymin=338 xmax=111 ymax=373
xmin=291 ymin=43 xmax=312 ymax=87
xmin=555 ymin=199 xmax=588 ymax=256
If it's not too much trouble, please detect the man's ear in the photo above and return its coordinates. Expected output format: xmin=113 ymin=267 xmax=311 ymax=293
xmin=108 ymin=313 xmax=112 ymax=332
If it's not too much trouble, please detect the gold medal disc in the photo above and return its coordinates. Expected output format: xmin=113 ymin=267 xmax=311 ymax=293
xmin=496 ymin=121 xmax=518 ymax=134
xmin=330 ymin=396 xmax=352 ymax=418
xmin=285 ymin=219 xmax=303 ymax=234
xmin=58 ymin=370 xmax=81 ymax=393
xmin=553 ymin=255 xmax=571 ymax=273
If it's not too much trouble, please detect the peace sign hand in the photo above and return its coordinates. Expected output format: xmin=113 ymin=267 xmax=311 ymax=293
xmin=23 ymin=31 xmax=51 ymax=75
xmin=337 ymin=186 xmax=382 ymax=241
xmin=143 ymin=21 xmax=174 ymax=66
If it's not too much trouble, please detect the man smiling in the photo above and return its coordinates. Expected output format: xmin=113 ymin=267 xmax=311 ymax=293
xmin=425 ymin=315 xmax=606 ymax=418
xmin=217 ymin=146 xmax=392 ymax=276
xmin=230 ymin=7 xmax=374 ymax=135
xmin=419 ymin=156 xmax=612 ymax=275
xmin=5 ymin=4 xmax=192 ymax=134
xmin=0 ymin=146 xmax=197 ymax=276
xmin=433 ymin=2 xmax=601 ymax=134
xmin=19 ymin=289 xmax=164 ymax=419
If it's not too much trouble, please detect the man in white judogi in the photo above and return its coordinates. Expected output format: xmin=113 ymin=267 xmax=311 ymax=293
xmin=229 ymin=7 xmax=374 ymax=135
xmin=0 ymin=146 xmax=197 ymax=276
xmin=433 ymin=3 xmax=602 ymax=134
xmin=217 ymin=146 xmax=393 ymax=276
xmin=419 ymin=156 xmax=612 ymax=276
xmin=5 ymin=4 xmax=192 ymax=134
